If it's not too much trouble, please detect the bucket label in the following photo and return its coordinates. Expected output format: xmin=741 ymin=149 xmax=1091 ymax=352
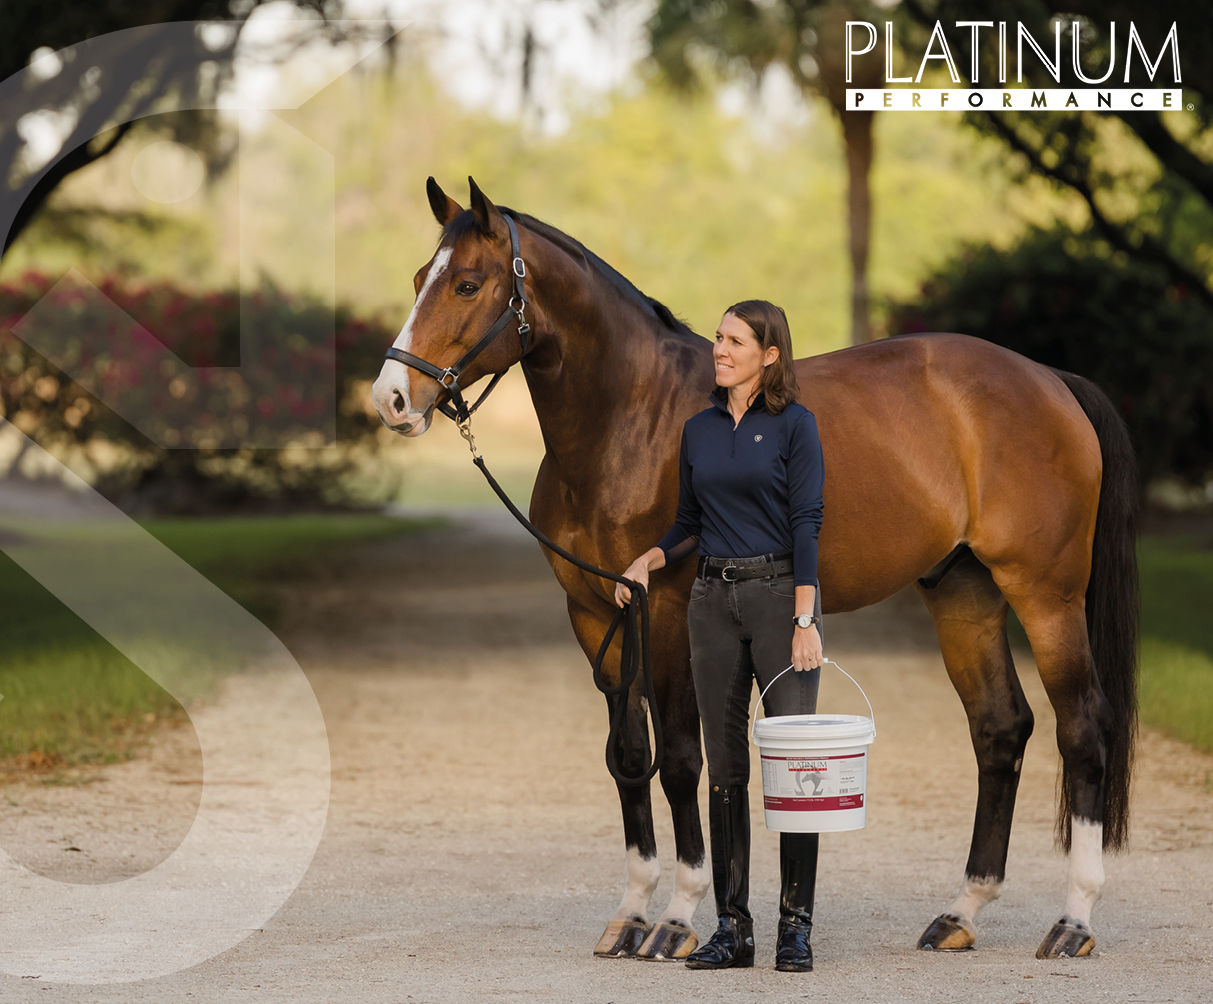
xmin=761 ymin=751 xmax=866 ymax=811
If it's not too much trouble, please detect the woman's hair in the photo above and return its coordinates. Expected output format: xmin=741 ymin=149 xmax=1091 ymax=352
xmin=721 ymin=299 xmax=801 ymax=415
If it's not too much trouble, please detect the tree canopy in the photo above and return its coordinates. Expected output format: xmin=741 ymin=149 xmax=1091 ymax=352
xmin=0 ymin=0 xmax=342 ymax=259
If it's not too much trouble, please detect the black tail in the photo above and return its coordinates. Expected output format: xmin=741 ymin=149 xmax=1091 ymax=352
xmin=1053 ymin=370 xmax=1139 ymax=852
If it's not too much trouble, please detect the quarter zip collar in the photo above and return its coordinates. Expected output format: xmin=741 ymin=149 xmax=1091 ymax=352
xmin=710 ymin=388 xmax=767 ymax=421
xmin=710 ymin=389 xmax=769 ymax=453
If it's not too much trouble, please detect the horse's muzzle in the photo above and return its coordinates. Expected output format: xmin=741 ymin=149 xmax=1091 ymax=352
xmin=371 ymin=363 xmax=434 ymax=436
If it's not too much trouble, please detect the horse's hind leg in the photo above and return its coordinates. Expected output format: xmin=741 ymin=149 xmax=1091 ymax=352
xmin=915 ymin=549 xmax=1035 ymax=951
xmin=994 ymin=584 xmax=1110 ymax=959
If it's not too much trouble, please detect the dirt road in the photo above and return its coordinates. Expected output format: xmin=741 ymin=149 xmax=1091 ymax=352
xmin=2 ymin=510 xmax=1211 ymax=1001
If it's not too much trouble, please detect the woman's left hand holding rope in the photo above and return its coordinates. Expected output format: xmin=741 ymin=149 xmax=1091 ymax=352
xmin=615 ymin=546 xmax=665 ymax=607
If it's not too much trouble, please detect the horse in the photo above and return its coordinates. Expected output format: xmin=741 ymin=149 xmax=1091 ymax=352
xmin=371 ymin=177 xmax=1138 ymax=962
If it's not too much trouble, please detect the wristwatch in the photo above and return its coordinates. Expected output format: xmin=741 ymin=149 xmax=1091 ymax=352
xmin=793 ymin=614 xmax=820 ymax=630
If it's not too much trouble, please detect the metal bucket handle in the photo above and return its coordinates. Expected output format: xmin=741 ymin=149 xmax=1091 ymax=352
xmin=751 ymin=658 xmax=875 ymax=745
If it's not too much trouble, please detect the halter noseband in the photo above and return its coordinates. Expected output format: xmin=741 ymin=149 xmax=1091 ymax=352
xmin=384 ymin=214 xmax=531 ymax=424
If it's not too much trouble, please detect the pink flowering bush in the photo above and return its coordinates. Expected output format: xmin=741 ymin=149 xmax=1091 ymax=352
xmin=0 ymin=272 xmax=398 ymax=510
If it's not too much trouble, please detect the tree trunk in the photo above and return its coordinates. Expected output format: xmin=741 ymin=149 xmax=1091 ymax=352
xmin=840 ymin=108 xmax=874 ymax=345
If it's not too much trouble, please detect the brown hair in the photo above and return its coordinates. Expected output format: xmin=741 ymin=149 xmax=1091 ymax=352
xmin=720 ymin=299 xmax=801 ymax=414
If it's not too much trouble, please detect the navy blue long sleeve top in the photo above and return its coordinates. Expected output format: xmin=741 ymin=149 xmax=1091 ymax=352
xmin=656 ymin=391 xmax=825 ymax=586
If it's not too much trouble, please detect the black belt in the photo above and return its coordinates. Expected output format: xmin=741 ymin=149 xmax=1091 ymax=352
xmin=697 ymin=551 xmax=794 ymax=582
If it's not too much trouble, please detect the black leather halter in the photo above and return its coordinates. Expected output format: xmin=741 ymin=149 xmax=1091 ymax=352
xmin=383 ymin=214 xmax=531 ymax=424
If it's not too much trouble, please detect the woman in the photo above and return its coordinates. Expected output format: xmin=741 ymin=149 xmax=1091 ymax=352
xmin=615 ymin=300 xmax=825 ymax=972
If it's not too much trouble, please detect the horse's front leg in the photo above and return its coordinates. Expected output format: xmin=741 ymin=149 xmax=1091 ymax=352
xmin=566 ymin=599 xmax=661 ymax=957
xmin=593 ymin=688 xmax=662 ymax=958
xmin=636 ymin=633 xmax=709 ymax=961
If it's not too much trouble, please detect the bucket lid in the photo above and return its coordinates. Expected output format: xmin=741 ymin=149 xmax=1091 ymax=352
xmin=752 ymin=713 xmax=876 ymax=744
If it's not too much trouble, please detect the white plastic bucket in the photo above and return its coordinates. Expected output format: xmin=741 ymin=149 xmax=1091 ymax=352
xmin=751 ymin=660 xmax=876 ymax=833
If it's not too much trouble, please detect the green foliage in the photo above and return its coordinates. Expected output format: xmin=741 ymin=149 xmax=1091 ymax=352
xmin=888 ymin=226 xmax=1213 ymax=483
xmin=9 ymin=58 xmax=1053 ymax=359
xmin=0 ymin=513 xmax=434 ymax=766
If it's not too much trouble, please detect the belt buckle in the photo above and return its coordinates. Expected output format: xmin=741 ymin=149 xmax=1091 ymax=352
xmin=720 ymin=564 xmax=738 ymax=582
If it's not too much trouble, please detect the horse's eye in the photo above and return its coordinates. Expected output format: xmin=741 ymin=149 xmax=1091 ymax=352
xmin=456 ymin=282 xmax=478 ymax=297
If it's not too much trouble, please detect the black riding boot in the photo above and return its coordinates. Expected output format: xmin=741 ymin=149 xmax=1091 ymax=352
xmin=685 ymin=784 xmax=755 ymax=969
xmin=775 ymin=831 xmax=818 ymax=972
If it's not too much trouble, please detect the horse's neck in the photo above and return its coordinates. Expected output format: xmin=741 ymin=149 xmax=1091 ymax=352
xmin=523 ymin=269 xmax=674 ymax=492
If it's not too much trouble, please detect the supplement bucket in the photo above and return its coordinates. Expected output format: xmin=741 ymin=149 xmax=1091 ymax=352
xmin=751 ymin=660 xmax=876 ymax=833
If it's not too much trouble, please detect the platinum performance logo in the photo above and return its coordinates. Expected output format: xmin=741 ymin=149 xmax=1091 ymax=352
xmin=845 ymin=19 xmax=1182 ymax=112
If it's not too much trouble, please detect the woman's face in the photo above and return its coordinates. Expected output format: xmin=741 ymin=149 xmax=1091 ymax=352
xmin=714 ymin=312 xmax=778 ymax=390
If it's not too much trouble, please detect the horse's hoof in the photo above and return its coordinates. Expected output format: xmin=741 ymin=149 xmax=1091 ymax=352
xmin=637 ymin=921 xmax=698 ymax=961
xmin=594 ymin=918 xmax=652 ymax=958
xmin=1035 ymin=919 xmax=1095 ymax=959
xmin=917 ymin=913 xmax=976 ymax=951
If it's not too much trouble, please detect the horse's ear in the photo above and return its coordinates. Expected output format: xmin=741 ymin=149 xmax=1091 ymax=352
xmin=468 ymin=176 xmax=504 ymax=238
xmin=427 ymin=177 xmax=463 ymax=226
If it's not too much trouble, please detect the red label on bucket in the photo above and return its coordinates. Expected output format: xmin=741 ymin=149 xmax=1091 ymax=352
xmin=764 ymin=794 xmax=864 ymax=811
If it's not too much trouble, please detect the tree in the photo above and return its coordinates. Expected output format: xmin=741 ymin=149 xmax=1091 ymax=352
xmin=649 ymin=0 xmax=885 ymax=344
xmin=0 ymin=0 xmax=343 ymax=261
xmin=897 ymin=0 xmax=1213 ymax=308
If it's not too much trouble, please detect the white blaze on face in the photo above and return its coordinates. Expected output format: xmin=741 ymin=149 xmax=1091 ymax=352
xmin=371 ymin=246 xmax=453 ymax=431
xmin=1062 ymin=818 xmax=1105 ymax=926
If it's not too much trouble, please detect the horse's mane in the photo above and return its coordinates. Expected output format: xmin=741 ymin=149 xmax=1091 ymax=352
xmin=442 ymin=208 xmax=696 ymax=338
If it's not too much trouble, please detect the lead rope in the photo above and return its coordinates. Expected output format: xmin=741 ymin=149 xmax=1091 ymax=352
xmin=458 ymin=419 xmax=663 ymax=788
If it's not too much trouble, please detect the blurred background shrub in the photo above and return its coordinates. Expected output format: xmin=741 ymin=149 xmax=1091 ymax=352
xmin=0 ymin=273 xmax=398 ymax=512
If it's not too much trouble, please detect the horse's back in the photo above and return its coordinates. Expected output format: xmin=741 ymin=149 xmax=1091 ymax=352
xmin=794 ymin=334 xmax=1101 ymax=613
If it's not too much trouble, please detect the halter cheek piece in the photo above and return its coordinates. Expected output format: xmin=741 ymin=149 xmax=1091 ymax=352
xmin=383 ymin=214 xmax=531 ymax=424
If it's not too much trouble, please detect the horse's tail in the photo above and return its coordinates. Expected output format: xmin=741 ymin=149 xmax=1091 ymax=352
xmin=1053 ymin=369 xmax=1139 ymax=853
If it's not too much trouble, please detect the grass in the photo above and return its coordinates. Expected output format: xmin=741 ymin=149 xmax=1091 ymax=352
xmin=1137 ymin=535 xmax=1213 ymax=754
xmin=0 ymin=513 xmax=437 ymax=769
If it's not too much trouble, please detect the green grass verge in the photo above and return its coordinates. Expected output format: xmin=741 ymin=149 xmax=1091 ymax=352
xmin=1139 ymin=638 xmax=1213 ymax=754
xmin=1138 ymin=535 xmax=1213 ymax=754
xmin=0 ymin=514 xmax=438 ymax=766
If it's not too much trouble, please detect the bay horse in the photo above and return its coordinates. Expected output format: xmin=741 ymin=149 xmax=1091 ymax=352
xmin=371 ymin=177 xmax=1137 ymax=962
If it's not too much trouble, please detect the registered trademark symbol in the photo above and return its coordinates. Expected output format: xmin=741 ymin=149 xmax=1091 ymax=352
xmin=1189 ymin=103 xmax=1195 ymax=110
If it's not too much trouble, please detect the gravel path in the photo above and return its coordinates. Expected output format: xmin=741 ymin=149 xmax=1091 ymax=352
xmin=2 ymin=510 xmax=1211 ymax=1001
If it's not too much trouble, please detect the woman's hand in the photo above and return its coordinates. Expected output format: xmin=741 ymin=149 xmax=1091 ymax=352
xmin=615 ymin=547 xmax=665 ymax=607
xmin=793 ymin=623 xmax=823 ymax=671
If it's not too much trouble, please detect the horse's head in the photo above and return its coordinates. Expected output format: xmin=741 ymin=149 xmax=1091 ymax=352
xmin=371 ymin=176 xmax=531 ymax=436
